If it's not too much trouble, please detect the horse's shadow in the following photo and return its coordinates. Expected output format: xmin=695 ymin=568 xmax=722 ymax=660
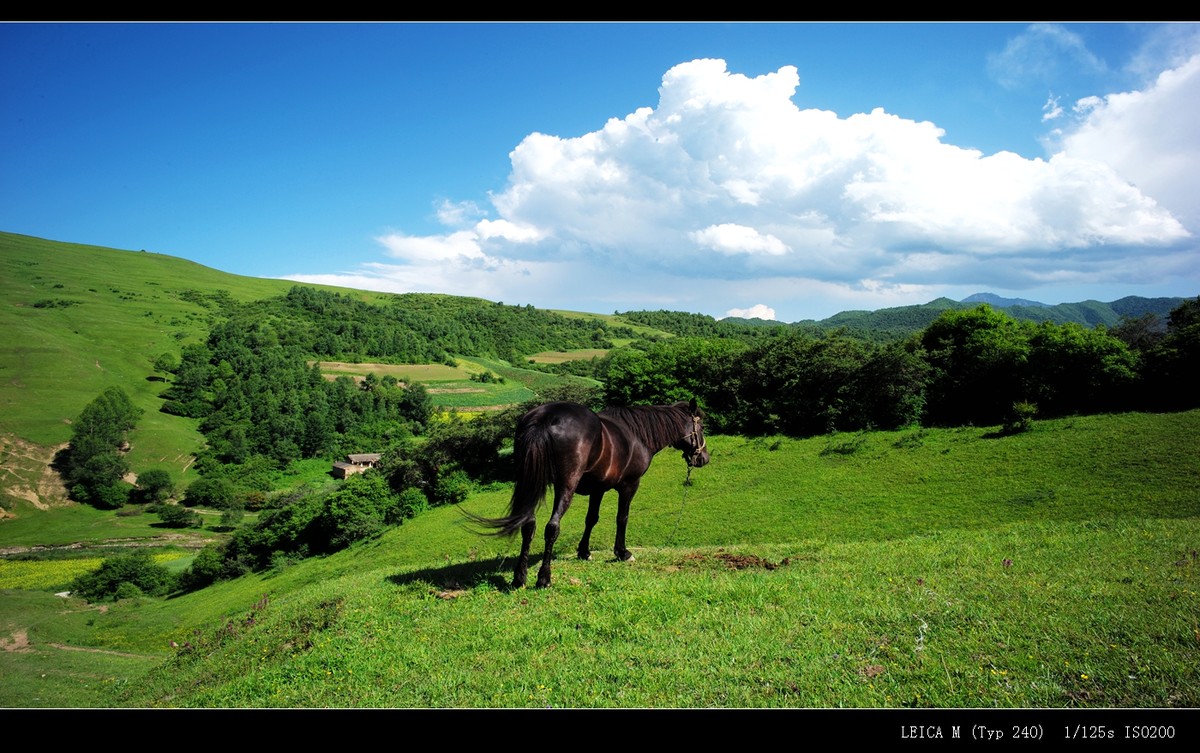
xmin=386 ymin=555 xmax=514 ymax=593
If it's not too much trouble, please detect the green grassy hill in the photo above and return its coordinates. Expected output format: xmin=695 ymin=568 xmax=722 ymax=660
xmin=1 ymin=231 xmax=343 ymax=505
xmin=0 ymin=232 xmax=643 ymax=514
xmin=1 ymin=231 xmax=314 ymax=442
xmin=2 ymin=410 xmax=1197 ymax=708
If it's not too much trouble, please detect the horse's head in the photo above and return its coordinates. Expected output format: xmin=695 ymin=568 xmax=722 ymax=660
xmin=677 ymin=400 xmax=710 ymax=468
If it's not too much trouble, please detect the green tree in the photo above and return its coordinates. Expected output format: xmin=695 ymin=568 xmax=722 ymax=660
xmin=746 ymin=332 xmax=873 ymax=436
xmin=1024 ymin=322 xmax=1138 ymax=416
xmin=314 ymin=473 xmax=400 ymax=550
xmin=418 ymin=408 xmax=521 ymax=484
xmin=396 ymin=486 xmax=430 ymax=519
xmin=59 ymin=387 xmax=142 ymax=507
xmin=1142 ymin=296 xmax=1200 ymax=410
xmin=920 ymin=305 xmax=1031 ymax=427
xmin=178 ymin=543 xmax=226 ymax=591
xmin=1110 ymin=313 xmax=1165 ymax=353
xmin=852 ymin=339 xmax=930 ymax=430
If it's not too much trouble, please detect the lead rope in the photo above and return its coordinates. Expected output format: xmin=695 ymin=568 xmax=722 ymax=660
xmin=670 ymin=418 xmax=703 ymax=545
xmin=669 ymin=462 xmax=693 ymax=545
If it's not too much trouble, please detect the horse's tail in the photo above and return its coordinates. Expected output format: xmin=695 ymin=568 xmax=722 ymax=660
xmin=463 ymin=418 xmax=554 ymax=537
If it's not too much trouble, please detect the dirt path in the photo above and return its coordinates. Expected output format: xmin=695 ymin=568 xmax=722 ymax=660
xmin=2 ymin=628 xmax=159 ymax=659
xmin=0 ymin=531 xmax=216 ymax=557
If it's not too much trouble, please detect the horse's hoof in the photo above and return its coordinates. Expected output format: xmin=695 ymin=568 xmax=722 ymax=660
xmin=616 ymin=551 xmax=635 ymax=562
xmin=535 ymin=578 xmax=551 ymax=589
xmin=577 ymin=551 xmax=591 ymax=561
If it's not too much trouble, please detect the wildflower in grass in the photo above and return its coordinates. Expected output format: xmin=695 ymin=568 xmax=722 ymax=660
xmin=1003 ymin=559 xmax=1013 ymax=568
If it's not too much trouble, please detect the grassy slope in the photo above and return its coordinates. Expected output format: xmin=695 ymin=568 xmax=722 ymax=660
xmin=0 ymin=232 xmax=304 ymax=445
xmin=0 ymin=232 xmax=625 ymax=515
xmin=2 ymin=411 xmax=1196 ymax=708
xmin=1 ymin=232 xmax=313 ymax=517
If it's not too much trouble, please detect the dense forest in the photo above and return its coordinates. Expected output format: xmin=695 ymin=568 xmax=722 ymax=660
xmin=219 ymin=286 xmax=626 ymax=365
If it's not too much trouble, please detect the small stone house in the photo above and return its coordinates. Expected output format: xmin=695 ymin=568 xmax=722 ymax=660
xmin=331 ymin=453 xmax=382 ymax=479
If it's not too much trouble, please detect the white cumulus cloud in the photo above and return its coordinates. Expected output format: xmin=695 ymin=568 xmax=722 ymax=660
xmin=723 ymin=304 xmax=777 ymax=321
xmin=297 ymin=52 xmax=1198 ymax=321
xmin=690 ymin=223 xmax=789 ymax=256
xmin=1053 ymin=52 xmax=1200 ymax=234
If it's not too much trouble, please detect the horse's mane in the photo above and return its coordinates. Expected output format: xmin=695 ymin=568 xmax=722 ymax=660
xmin=599 ymin=403 xmax=690 ymax=449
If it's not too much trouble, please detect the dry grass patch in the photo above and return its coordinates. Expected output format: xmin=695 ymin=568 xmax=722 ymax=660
xmin=313 ymin=361 xmax=467 ymax=382
xmin=526 ymin=349 xmax=608 ymax=364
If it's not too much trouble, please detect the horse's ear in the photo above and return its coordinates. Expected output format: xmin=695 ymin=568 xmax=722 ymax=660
xmin=689 ymin=398 xmax=698 ymax=413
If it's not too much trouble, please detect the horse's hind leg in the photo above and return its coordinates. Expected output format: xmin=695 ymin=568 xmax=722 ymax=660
xmin=536 ymin=489 xmax=574 ymax=588
xmin=577 ymin=492 xmax=603 ymax=560
xmin=513 ymin=519 xmax=535 ymax=589
xmin=613 ymin=488 xmax=637 ymax=562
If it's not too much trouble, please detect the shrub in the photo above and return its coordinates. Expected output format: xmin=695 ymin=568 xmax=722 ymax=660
xmin=178 ymin=544 xmax=225 ymax=591
xmin=316 ymin=473 xmax=398 ymax=549
xmin=69 ymin=550 xmax=177 ymax=602
xmin=1003 ymin=401 xmax=1038 ymax=435
xmin=92 ymin=481 xmax=133 ymax=510
xmin=114 ymin=581 xmax=145 ymax=601
xmin=431 ymin=468 xmax=473 ymax=506
xmin=183 ymin=477 xmax=236 ymax=509
xmin=158 ymin=503 xmax=203 ymax=528
xmin=397 ymin=487 xmax=430 ymax=520
xmin=136 ymin=469 xmax=174 ymax=504
xmin=219 ymin=503 xmax=245 ymax=529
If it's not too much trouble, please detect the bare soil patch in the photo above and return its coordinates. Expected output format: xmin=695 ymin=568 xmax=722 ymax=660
xmin=1 ymin=629 xmax=31 ymax=653
xmin=680 ymin=550 xmax=792 ymax=571
xmin=0 ymin=434 xmax=70 ymax=510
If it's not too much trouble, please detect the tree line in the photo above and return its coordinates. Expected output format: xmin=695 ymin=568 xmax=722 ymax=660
xmin=605 ymin=299 xmax=1199 ymax=436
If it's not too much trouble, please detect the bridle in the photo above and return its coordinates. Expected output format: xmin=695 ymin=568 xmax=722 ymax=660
xmin=683 ymin=413 xmax=707 ymax=467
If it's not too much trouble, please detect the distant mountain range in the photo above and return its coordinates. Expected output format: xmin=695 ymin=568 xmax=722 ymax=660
xmin=960 ymin=292 xmax=1051 ymax=308
xmin=783 ymin=292 xmax=1191 ymax=342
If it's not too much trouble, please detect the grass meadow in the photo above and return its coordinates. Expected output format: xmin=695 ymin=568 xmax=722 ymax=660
xmin=2 ymin=410 xmax=1197 ymax=711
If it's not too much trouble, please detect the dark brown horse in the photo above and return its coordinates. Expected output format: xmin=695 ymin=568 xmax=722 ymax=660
xmin=473 ymin=399 xmax=709 ymax=588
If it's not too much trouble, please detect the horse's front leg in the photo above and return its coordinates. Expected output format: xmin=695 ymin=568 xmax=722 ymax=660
xmin=513 ymin=518 xmax=535 ymax=589
xmin=613 ymin=486 xmax=639 ymax=562
xmin=577 ymin=491 xmax=604 ymax=560
xmin=536 ymin=487 xmax=575 ymax=588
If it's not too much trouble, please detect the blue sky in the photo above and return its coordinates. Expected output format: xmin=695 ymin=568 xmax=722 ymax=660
xmin=2 ymin=22 xmax=1198 ymax=322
